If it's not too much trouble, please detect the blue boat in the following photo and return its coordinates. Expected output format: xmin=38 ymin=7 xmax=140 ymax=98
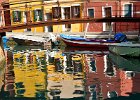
xmin=2 ymin=36 xmax=17 ymax=50
xmin=60 ymin=34 xmax=115 ymax=42
xmin=59 ymin=33 xmax=127 ymax=48
xmin=60 ymin=33 xmax=127 ymax=42
xmin=60 ymin=34 xmax=86 ymax=41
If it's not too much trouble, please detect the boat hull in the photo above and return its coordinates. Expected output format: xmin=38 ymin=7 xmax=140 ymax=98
xmin=109 ymin=44 xmax=140 ymax=57
xmin=109 ymin=52 xmax=140 ymax=71
xmin=13 ymin=37 xmax=43 ymax=46
xmin=61 ymin=38 xmax=113 ymax=50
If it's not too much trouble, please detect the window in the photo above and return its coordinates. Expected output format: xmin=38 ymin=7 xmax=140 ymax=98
xmin=52 ymin=7 xmax=61 ymax=19
xmin=88 ymin=85 xmax=97 ymax=100
xmin=12 ymin=11 xmax=21 ymax=22
xmin=26 ymin=28 xmax=31 ymax=32
xmin=63 ymin=7 xmax=71 ymax=31
xmin=0 ymin=16 xmax=2 ymax=22
xmin=125 ymin=71 xmax=135 ymax=78
xmin=33 ymin=9 xmax=43 ymax=22
xmin=124 ymin=4 xmax=132 ymax=17
xmin=88 ymin=8 xmax=94 ymax=18
xmin=0 ymin=11 xmax=2 ymax=22
xmin=71 ymin=6 xmax=80 ymax=18
xmin=107 ymin=91 xmax=118 ymax=98
xmin=89 ymin=58 xmax=96 ymax=72
xmin=0 ymin=15 xmax=2 ymax=26
xmin=106 ymin=58 xmax=115 ymax=76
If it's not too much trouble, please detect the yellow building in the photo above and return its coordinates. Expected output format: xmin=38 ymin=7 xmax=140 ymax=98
xmin=43 ymin=0 xmax=84 ymax=33
xmin=9 ymin=0 xmax=44 ymax=32
xmin=8 ymin=0 xmax=84 ymax=33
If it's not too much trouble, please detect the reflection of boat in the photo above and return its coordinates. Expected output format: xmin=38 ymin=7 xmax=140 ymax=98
xmin=13 ymin=45 xmax=43 ymax=51
xmin=108 ymin=52 xmax=140 ymax=71
xmin=64 ymin=46 xmax=109 ymax=52
xmin=109 ymin=42 xmax=140 ymax=57
xmin=59 ymin=33 xmax=127 ymax=49
xmin=64 ymin=48 xmax=109 ymax=55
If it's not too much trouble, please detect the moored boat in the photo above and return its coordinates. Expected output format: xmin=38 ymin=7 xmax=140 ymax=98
xmin=59 ymin=33 xmax=127 ymax=49
xmin=108 ymin=52 xmax=140 ymax=71
xmin=8 ymin=33 xmax=58 ymax=46
xmin=11 ymin=35 xmax=49 ymax=46
xmin=60 ymin=37 xmax=111 ymax=49
xmin=2 ymin=36 xmax=17 ymax=50
xmin=109 ymin=42 xmax=140 ymax=57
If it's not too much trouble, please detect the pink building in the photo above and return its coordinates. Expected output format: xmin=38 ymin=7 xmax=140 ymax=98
xmin=84 ymin=54 xmax=121 ymax=99
xmin=120 ymin=70 xmax=140 ymax=96
xmin=84 ymin=0 xmax=140 ymax=35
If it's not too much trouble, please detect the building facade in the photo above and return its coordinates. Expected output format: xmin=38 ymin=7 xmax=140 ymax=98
xmin=83 ymin=54 xmax=121 ymax=99
xmin=84 ymin=0 xmax=140 ymax=35
xmin=9 ymin=0 xmax=44 ymax=32
xmin=0 ymin=0 xmax=10 ymax=27
xmin=43 ymin=0 xmax=84 ymax=33
xmin=1 ymin=0 xmax=140 ymax=35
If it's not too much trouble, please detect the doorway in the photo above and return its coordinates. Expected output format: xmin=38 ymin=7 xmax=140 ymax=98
xmin=24 ymin=11 xmax=31 ymax=32
xmin=62 ymin=7 xmax=71 ymax=32
xmin=103 ymin=7 xmax=112 ymax=31
xmin=45 ymin=13 xmax=53 ymax=32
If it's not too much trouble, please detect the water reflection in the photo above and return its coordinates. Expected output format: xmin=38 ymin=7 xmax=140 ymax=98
xmin=1 ymin=46 xmax=140 ymax=99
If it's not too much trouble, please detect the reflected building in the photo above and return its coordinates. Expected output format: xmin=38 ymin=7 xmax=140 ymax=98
xmin=120 ymin=70 xmax=140 ymax=96
xmin=2 ymin=49 xmax=48 ymax=98
xmin=3 ymin=50 xmax=15 ymax=97
xmin=2 ymin=48 xmax=140 ymax=99
xmin=13 ymin=50 xmax=47 ymax=98
xmin=46 ymin=52 xmax=85 ymax=99
xmin=83 ymin=53 xmax=121 ymax=99
xmin=109 ymin=53 xmax=140 ymax=97
xmin=0 ymin=45 xmax=5 ymax=69
xmin=0 ymin=46 xmax=5 ymax=69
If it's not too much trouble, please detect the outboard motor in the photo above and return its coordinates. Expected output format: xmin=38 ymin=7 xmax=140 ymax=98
xmin=114 ymin=32 xmax=127 ymax=42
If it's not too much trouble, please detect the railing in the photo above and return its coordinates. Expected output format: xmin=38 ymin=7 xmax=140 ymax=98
xmin=0 ymin=0 xmax=140 ymax=33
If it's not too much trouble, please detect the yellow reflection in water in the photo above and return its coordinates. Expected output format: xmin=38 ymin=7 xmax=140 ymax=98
xmin=47 ymin=51 xmax=84 ymax=99
xmin=13 ymin=49 xmax=85 ymax=99
xmin=0 ymin=46 xmax=5 ymax=69
xmin=13 ymin=50 xmax=46 ymax=97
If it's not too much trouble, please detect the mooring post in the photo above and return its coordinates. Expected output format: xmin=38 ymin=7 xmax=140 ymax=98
xmin=115 ymin=22 xmax=116 ymax=35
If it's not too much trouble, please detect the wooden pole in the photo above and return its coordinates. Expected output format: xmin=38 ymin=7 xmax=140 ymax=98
xmin=84 ymin=23 xmax=89 ymax=38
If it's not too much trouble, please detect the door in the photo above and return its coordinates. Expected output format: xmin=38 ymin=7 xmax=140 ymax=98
xmin=62 ymin=7 xmax=71 ymax=32
xmin=104 ymin=7 xmax=112 ymax=31
xmin=124 ymin=4 xmax=132 ymax=17
xmin=45 ymin=13 xmax=53 ymax=32
xmin=24 ymin=11 xmax=31 ymax=32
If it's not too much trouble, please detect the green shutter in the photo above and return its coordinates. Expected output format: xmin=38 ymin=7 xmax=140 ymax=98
xmin=18 ymin=11 xmax=21 ymax=22
xmin=12 ymin=11 xmax=15 ymax=22
xmin=12 ymin=11 xmax=22 ymax=22
xmin=39 ymin=10 xmax=43 ymax=21
xmin=33 ymin=10 xmax=36 ymax=22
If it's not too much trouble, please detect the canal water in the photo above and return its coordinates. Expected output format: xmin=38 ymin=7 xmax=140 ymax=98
xmin=0 ymin=44 xmax=140 ymax=100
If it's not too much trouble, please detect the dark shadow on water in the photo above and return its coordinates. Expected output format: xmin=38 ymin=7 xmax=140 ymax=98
xmin=105 ymin=93 xmax=140 ymax=100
